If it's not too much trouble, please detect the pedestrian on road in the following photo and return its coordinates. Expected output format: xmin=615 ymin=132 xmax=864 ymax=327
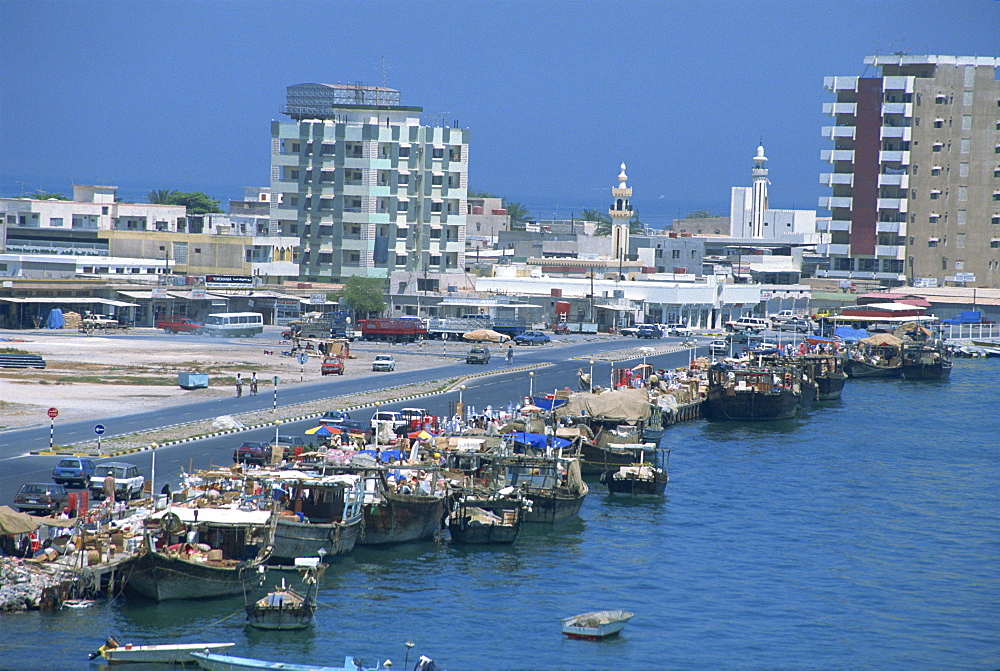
xmin=250 ymin=372 xmax=258 ymax=396
xmin=506 ymin=346 xmax=514 ymax=366
xmin=236 ymin=373 xmax=243 ymax=397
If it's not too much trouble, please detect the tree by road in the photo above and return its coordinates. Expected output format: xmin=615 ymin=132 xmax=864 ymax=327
xmin=330 ymin=277 xmax=386 ymax=320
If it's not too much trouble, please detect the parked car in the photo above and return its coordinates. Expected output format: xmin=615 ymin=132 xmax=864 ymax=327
xmin=14 ymin=482 xmax=69 ymax=515
xmin=51 ymin=457 xmax=96 ymax=487
xmin=709 ymin=339 xmax=730 ymax=355
xmin=466 ymin=346 xmax=492 ymax=364
xmin=318 ymin=410 xmax=352 ymax=426
xmin=514 ymin=331 xmax=551 ymax=346
xmin=618 ymin=324 xmax=641 ymax=337
xmin=372 ymin=354 xmax=396 ymax=372
xmin=89 ymin=462 xmax=145 ymax=500
xmin=636 ymin=325 xmax=663 ymax=339
xmin=371 ymin=411 xmax=406 ymax=431
xmin=724 ymin=316 xmax=771 ymax=333
xmin=775 ymin=318 xmax=813 ymax=333
xmin=662 ymin=323 xmax=693 ymax=336
xmin=233 ymin=440 xmax=274 ymax=466
xmin=320 ymin=356 xmax=345 ymax=375
xmin=746 ymin=341 xmax=780 ymax=355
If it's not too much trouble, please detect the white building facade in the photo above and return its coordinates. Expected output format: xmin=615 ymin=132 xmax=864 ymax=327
xmin=270 ymin=83 xmax=469 ymax=282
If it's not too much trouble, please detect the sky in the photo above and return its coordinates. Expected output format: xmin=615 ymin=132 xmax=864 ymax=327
xmin=1 ymin=1 xmax=997 ymax=229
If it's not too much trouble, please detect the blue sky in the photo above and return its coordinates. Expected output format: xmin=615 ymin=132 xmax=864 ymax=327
xmin=1 ymin=1 xmax=997 ymax=229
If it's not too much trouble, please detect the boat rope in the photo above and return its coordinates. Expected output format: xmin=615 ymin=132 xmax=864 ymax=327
xmin=206 ymin=608 xmax=248 ymax=626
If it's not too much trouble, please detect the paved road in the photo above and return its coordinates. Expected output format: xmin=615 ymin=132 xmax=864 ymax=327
xmin=0 ymin=334 xmax=707 ymax=505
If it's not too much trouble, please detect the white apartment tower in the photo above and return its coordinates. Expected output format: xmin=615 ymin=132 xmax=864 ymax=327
xmin=270 ymin=83 xmax=469 ymax=282
xmin=820 ymin=55 xmax=1000 ymax=288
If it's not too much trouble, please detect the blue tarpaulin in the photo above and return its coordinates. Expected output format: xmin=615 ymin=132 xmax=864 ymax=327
xmin=502 ymin=432 xmax=572 ymax=450
xmin=359 ymin=448 xmax=404 ymax=463
xmin=531 ymin=396 xmax=567 ymax=410
xmin=834 ymin=326 xmax=868 ymax=342
xmin=45 ymin=308 xmax=65 ymax=330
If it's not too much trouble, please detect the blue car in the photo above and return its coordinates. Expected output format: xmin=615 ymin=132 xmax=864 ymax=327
xmin=51 ymin=457 xmax=96 ymax=487
xmin=514 ymin=331 xmax=551 ymax=346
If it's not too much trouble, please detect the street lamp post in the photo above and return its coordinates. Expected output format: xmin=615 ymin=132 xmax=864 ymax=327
xmin=404 ymin=642 xmax=415 ymax=670
xmin=589 ymin=359 xmax=595 ymax=392
xmin=150 ymin=443 xmax=157 ymax=501
xmin=458 ymin=385 xmax=465 ymax=425
xmin=374 ymin=401 xmax=381 ymax=451
xmin=528 ymin=371 xmax=534 ymax=400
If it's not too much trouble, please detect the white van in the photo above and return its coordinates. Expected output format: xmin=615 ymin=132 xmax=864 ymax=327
xmin=202 ymin=312 xmax=265 ymax=337
xmin=724 ymin=316 xmax=771 ymax=333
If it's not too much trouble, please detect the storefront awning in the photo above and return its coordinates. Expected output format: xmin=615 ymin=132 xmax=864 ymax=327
xmin=0 ymin=297 xmax=139 ymax=307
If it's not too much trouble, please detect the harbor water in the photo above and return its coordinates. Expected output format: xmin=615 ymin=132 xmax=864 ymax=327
xmin=1 ymin=359 xmax=997 ymax=670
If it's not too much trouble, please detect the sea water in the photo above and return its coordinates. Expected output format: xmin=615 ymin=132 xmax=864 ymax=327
xmin=1 ymin=359 xmax=997 ymax=670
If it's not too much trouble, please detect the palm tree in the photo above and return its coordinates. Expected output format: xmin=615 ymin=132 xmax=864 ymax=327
xmin=147 ymin=189 xmax=177 ymax=204
xmin=502 ymin=200 xmax=532 ymax=230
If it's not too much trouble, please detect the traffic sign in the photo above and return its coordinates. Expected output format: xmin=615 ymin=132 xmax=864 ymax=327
xmin=94 ymin=424 xmax=106 ymax=435
xmin=297 ymin=353 xmax=309 ymax=366
xmin=47 ymin=407 xmax=58 ymax=419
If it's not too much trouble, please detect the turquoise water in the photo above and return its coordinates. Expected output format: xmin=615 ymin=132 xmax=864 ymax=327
xmin=2 ymin=360 xmax=998 ymax=670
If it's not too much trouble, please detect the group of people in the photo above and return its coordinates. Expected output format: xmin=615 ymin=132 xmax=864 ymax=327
xmin=235 ymin=372 xmax=259 ymax=397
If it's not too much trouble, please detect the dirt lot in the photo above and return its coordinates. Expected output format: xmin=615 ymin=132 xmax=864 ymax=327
xmin=0 ymin=328 xmax=465 ymax=432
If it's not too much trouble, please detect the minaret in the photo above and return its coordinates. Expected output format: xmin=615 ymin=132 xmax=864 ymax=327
xmin=609 ymin=162 xmax=633 ymax=273
xmin=750 ymin=142 xmax=769 ymax=237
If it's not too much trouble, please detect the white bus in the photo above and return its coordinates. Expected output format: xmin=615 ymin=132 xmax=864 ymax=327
xmin=202 ymin=312 xmax=264 ymax=337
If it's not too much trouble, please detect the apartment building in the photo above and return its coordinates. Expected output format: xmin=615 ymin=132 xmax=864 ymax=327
xmin=820 ymin=55 xmax=1000 ymax=288
xmin=270 ymin=83 xmax=469 ymax=282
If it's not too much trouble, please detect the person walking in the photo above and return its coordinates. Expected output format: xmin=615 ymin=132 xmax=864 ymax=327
xmin=506 ymin=345 xmax=514 ymax=366
xmin=250 ymin=372 xmax=258 ymax=396
xmin=235 ymin=372 xmax=243 ymax=397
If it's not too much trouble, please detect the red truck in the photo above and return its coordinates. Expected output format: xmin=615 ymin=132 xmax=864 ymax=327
xmin=156 ymin=316 xmax=204 ymax=334
xmin=359 ymin=318 xmax=427 ymax=343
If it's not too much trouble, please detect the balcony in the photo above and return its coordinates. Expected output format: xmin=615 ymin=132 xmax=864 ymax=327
xmin=882 ymin=76 xmax=914 ymax=92
xmin=881 ymin=102 xmax=913 ymax=116
xmin=821 ymin=126 xmax=856 ymax=140
xmin=876 ymin=221 xmax=901 ymax=234
xmin=876 ymin=245 xmax=904 ymax=258
xmin=878 ymin=173 xmax=909 ymax=188
xmin=822 ymin=102 xmax=857 ymax=116
xmin=877 ymin=198 xmax=908 ymax=212
xmin=880 ymin=126 xmax=911 ymax=140
xmin=818 ymin=243 xmax=851 ymax=256
xmin=823 ymin=76 xmax=858 ymax=92
xmin=821 ymin=149 xmax=855 ymax=163
xmin=819 ymin=196 xmax=853 ymax=210
xmin=825 ymin=219 xmax=851 ymax=232
xmin=820 ymin=173 xmax=853 ymax=187
xmin=879 ymin=150 xmax=910 ymax=164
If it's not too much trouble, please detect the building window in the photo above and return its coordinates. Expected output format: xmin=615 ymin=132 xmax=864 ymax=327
xmin=994 ymin=192 xmax=1000 ymax=201
xmin=396 ymin=227 xmax=407 ymax=238
xmin=991 ymin=240 xmax=1000 ymax=248
xmin=430 ymin=228 xmax=441 ymax=239
xmin=960 ymin=138 xmax=971 ymax=154
xmin=194 ymin=248 xmax=201 ymax=253
xmin=941 ymin=257 xmax=948 ymax=270
xmin=933 ymin=119 xmax=944 ymax=128
xmin=993 ymin=215 xmax=1000 ymax=225
xmin=955 ymin=259 xmax=964 ymax=270
xmin=432 ymin=148 xmax=444 ymax=159
xmin=962 ymin=115 xmax=972 ymax=131
xmin=928 ymin=240 xmax=938 ymax=248
xmin=431 ymin=202 xmax=442 ymax=213
xmin=957 ymin=210 xmax=967 ymax=224
xmin=958 ymin=186 xmax=968 ymax=202
xmin=671 ymin=249 xmax=680 ymax=259
xmin=431 ymin=175 xmax=443 ymax=186
xmin=930 ymin=190 xmax=940 ymax=200
xmin=957 ymin=233 xmax=966 ymax=249
xmin=397 ymin=201 xmax=408 ymax=212
xmin=398 ymin=146 xmax=410 ymax=158
xmin=932 ymin=143 xmax=943 ymax=152
xmin=101 ymin=206 xmax=108 ymax=214
xmin=429 ymin=255 xmax=440 ymax=266
xmin=398 ymin=173 xmax=409 ymax=185
xmin=49 ymin=217 xmax=63 ymax=227
xmin=396 ymin=255 xmax=407 ymax=265
xmin=931 ymin=166 xmax=942 ymax=176
xmin=959 ymin=163 xmax=969 ymax=178
xmin=963 ymin=91 xmax=973 ymax=106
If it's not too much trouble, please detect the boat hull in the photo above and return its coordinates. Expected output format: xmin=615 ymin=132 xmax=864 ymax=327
xmin=901 ymin=361 xmax=952 ymax=380
xmin=816 ymin=374 xmax=847 ymax=400
xmin=844 ymin=358 xmax=901 ymax=378
xmin=521 ymin=482 xmax=589 ymax=524
xmin=270 ymin=515 xmax=361 ymax=565
xmin=358 ymin=491 xmax=446 ymax=546
xmin=703 ymin=388 xmax=800 ymax=421
xmin=126 ymin=551 xmax=263 ymax=601
xmin=246 ymin=604 xmax=315 ymax=630
xmin=599 ymin=470 xmax=668 ymax=496
xmin=191 ymin=651 xmax=362 ymax=671
xmin=103 ymin=642 xmax=235 ymax=664
xmin=561 ymin=609 xmax=634 ymax=639
xmin=579 ymin=442 xmax=658 ymax=475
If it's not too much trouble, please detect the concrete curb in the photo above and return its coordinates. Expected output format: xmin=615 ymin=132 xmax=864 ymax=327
xmin=31 ymin=363 xmax=551 ymax=458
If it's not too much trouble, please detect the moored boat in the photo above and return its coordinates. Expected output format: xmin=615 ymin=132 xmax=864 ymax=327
xmin=599 ymin=449 xmax=670 ymax=496
xmin=561 ymin=609 xmax=634 ymax=639
xmin=265 ymin=473 xmax=364 ymax=565
xmin=844 ymin=334 xmax=902 ymax=378
xmin=191 ymin=652 xmax=396 ymax=671
xmin=900 ymin=340 xmax=952 ymax=380
xmin=246 ymin=558 xmax=322 ymax=630
xmin=448 ymin=493 xmax=523 ymax=544
xmin=703 ymin=362 xmax=803 ymax=421
xmin=91 ymin=638 xmax=235 ymax=664
xmin=358 ymin=471 xmax=447 ymax=546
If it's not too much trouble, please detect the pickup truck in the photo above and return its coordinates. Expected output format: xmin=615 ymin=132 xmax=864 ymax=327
xmin=770 ymin=310 xmax=806 ymax=324
xmin=80 ymin=314 xmax=126 ymax=332
xmin=156 ymin=316 xmax=204 ymax=334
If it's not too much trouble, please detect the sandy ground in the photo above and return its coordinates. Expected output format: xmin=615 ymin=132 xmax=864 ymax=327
xmin=0 ymin=328 xmax=467 ymax=432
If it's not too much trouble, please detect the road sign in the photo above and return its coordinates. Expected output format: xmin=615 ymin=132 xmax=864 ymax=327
xmin=94 ymin=424 xmax=105 ymax=435
xmin=297 ymin=353 xmax=309 ymax=366
xmin=47 ymin=407 xmax=58 ymax=419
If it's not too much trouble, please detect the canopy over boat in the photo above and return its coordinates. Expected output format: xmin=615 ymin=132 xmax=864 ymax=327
xmin=859 ymin=333 xmax=903 ymax=347
xmin=556 ymin=388 xmax=651 ymax=421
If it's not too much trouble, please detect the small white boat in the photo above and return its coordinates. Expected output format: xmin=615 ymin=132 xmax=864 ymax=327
xmin=190 ymin=652 xmax=394 ymax=671
xmin=561 ymin=609 xmax=634 ymax=639
xmin=96 ymin=639 xmax=235 ymax=664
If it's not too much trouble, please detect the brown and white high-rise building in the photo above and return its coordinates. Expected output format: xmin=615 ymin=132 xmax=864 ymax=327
xmin=819 ymin=55 xmax=1000 ymax=288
